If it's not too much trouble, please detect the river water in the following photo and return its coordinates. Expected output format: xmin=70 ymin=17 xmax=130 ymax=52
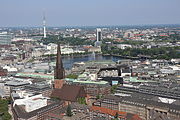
xmin=62 ymin=54 xmax=121 ymax=69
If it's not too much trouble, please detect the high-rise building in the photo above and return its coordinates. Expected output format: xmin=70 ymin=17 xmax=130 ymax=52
xmin=54 ymin=44 xmax=65 ymax=89
xmin=96 ymin=28 xmax=102 ymax=42
xmin=95 ymin=28 xmax=102 ymax=47
xmin=43 ymin=13 xmax=47 ymax=38
xmin=0 ymin=32 xmax=12 ymax=45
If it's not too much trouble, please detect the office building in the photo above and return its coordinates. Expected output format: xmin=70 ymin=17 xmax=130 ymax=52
xmin=93 ymin=93 xmax=180 ymax=120
xmin=96 ymin=28 xmax=102 ymax=42
xmin=95 ymin=28 xmax=102 ymax=47
xmin=0 ymin=32 xmax=12 ymax=45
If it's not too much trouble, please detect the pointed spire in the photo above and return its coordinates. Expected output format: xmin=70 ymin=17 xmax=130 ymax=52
xmin=54 ymin=43 xmax=65 ymax=79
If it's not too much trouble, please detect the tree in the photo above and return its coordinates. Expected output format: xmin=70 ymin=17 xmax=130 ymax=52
xmin=111 ymin=85 xmax=118 ymax=94
xmin=77 ymin=97 xmax=86 ymax=105
xmin=96 ymin=94 xmax=104 ymax=100
xmin=66 ymin=104 xmax=73 ymax=117
xmin=41 ymin=35 xmax=94 ymax=46
xmin=96 ymin=95 xmax=100 ymax=100
xmin=66 ymin=74 xmax=78 ymax=79
xmin=0 ymin=98 xmax=11 ymax=120
xmin=114 ymin=112 xmax=119 ymax=119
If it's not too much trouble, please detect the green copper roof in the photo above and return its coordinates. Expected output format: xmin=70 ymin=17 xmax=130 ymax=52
xmin=65 ymin=78 xmax=108 ymax=85
xmin=73 ymin=80 xmax=108 ymax=85
xmin=148 ymin=71 xmax=156 ymax=75
xmin=124 ymin=77 xmax=154 ymax=82
xmin=64 ymin=78 xmax=75 ymax=81
xmin=15 ymin=73 xmax=54 ymax=79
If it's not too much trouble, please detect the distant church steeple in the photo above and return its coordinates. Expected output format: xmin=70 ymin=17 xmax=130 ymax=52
xmin=54 ymin=43 xmax=65 ymax=79
xmin=43 ymin=12 xmax=47 ymax=38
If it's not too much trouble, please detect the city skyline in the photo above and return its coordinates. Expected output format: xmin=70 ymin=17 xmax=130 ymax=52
xmin=0 ymin=1 xmax=180 ymax=118
xmin=0 ymin=0 xmax=180 ymax=27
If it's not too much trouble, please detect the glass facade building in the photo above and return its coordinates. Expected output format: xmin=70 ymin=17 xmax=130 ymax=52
xmin=0 ymin=32 xmax=13 ymax=45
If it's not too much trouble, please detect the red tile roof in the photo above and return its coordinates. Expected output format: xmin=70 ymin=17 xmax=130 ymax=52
xmin=91 ymin=106 xmax=125 ymax=118
xmin=159 ymin=35 xmax=169 ymax=37
xmin=130 ymin=114 xmax=142 ymax=120
xmin=134 ymin=34 xmax=144 ymax=36
xmin=83 ymin=46 xmax=93 ymax=49
xmin=47 ymin=113 xmax=63 ymax=119
xmin=91 ymin=106 xmax=142 ymax=120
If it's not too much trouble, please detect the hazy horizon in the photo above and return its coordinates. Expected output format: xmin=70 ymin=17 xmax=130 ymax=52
xmin=1 ymin=0 xmax=180 ymax=27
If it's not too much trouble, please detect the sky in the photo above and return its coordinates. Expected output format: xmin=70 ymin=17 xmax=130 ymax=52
xmin=0 ymin=0 xmax=180 ymax=27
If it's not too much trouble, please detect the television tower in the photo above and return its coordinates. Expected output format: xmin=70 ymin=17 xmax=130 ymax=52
xmin=43 ymin=12 xmax=47 ymax=38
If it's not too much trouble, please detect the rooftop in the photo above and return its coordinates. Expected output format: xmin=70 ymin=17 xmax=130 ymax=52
xmin=51 ymin=84 xmax=86 ymax=102
xmin=91 ymin=106 xmax=142 ymax=120
xmin=15 ymin=72 xmax=54 ymax=79
xmin=5 ymin=80 xmax=30 ymax=87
